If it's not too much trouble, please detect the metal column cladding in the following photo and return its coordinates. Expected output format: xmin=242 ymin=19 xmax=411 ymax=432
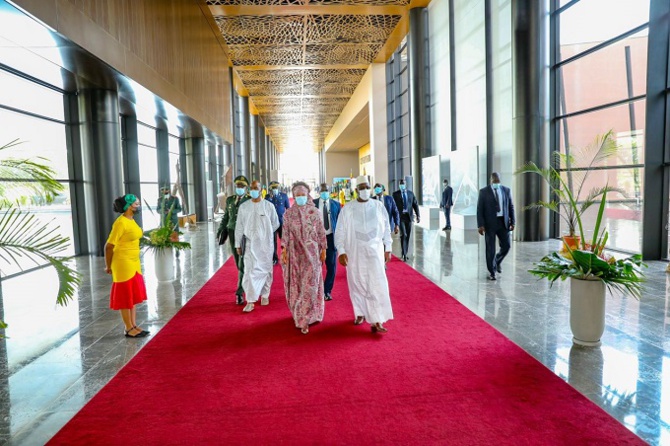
xmin=512 ymin=0 xmax=550 ymax=241
xmin=408 ymin=7 xmax=430 ymax=204
xmin=191 ymin=137 xmax=208 ymax=222
xmin=79 ymin=89 xmax=123 ymax=255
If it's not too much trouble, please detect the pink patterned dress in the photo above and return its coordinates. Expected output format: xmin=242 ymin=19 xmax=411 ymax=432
xmin=281 ymin=201 xmax=327 ymax=330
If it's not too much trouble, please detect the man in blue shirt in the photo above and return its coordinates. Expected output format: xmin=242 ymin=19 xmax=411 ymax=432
xmin=265 ymin=180 xmax=290 ymax=264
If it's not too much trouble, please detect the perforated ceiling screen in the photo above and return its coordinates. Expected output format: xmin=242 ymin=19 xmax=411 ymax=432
xmin=208 ymin=0 xmax=420 ymax=152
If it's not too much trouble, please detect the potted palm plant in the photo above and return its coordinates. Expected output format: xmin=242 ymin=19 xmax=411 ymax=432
xmin=516 ymin=130 xmax=622 ymax=251
xmin=0 ymin=139 xmax=82 ymax=331
xmin=140 ymin=201 xmax=190 ymax=282
xmin=516 ymin=131 xmax=645 ymax=346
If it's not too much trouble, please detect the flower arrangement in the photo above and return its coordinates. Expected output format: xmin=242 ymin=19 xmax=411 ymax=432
xmin=527 ymin=189 xmax=645 ymax=299
xmin=140 ymin=201 xmax=191 ymax=253
xmin=517 ymin=131 xmax=645 ymax=299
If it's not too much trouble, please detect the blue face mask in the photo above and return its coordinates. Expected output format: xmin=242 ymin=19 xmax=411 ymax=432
xmin=250 ymin=190 xmax=260 ymax=199
xmin=491 ymin=183 xmax=500 ymax=189
xmin=295 ymin=196 xmax=308 ymax=206
xmin=374 ymin=187 xmax=383 ymax=195
xmin=235 ymin=187 xmax=246 ymax=196
xmin=399 ymin=184 xmax=406 ymax=191
xmin=320 ymin=192 xmax=329 ymax=200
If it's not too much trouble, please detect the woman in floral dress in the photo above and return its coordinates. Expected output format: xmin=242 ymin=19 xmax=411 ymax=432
xmin=281 ymin=182 xmax=327 ymax=334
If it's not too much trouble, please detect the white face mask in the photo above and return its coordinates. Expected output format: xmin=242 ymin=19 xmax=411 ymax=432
xmin=359 ymin=189 xmax=371 ymax=201
xmin=164 ymin=193 xmax=170 ymax=199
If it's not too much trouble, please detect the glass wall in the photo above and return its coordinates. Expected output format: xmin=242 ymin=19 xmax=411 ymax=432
xmin=137 ymin=122 xmax=161 ymax=229
xmin=554 ymin=0 xmax=649 ymax=252
xmin=0 ymin=69 xmax=73 ymax=276
xmin=386 ymin=38 xmax=410 ymax=192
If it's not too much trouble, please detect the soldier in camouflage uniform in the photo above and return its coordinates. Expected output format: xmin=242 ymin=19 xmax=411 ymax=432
xmin=217 ymin=175 xmax=251 ymax=305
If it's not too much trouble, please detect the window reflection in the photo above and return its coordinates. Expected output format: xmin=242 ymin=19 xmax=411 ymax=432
xmin=559 ymin=0 xmax=650 ymax=60
xmin=559 ymin=32 xmax=647 ymax=115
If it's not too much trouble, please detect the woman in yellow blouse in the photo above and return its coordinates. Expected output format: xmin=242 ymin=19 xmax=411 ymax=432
xmin=105 ymin=194 xmax=150 ymax=338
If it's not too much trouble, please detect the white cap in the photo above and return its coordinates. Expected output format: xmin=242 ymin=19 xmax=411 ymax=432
xmin=356 ymin=175 xmax=369 ymax=185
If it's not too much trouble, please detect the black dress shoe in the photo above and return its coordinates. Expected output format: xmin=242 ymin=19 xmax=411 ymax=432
xmin=236 ymin=294 xmax=244 ymax=305
xmin=487 ymin=274 xmax=496 ymax=281
xmin=496 ymin=264 xmax=502 ymax=273
xmin=324 ymin=293 xmax=332 ymax=301
xmin=273 ymin=259 xmax=278 ymax=265
xmin=442 ymin=226 xmax=448 ymax=231
xmin=447 ymin=226 xmax=451 ymax=230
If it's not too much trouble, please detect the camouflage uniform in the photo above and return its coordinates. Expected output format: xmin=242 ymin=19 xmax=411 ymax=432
xmin=218 ymin=194 xmax=250 ymax=298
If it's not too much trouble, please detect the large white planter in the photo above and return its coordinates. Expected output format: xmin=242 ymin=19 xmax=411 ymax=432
xmin=570 ymin=277 xmax=606 ymax=347
xmin=154 ymin=247 xmax=175 ymax=282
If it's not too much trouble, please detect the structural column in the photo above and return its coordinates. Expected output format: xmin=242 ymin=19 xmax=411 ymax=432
xmin=408 ymin=7 xmax=430 ymax=203
xmin=241 ymin=95 xmax=251 ymax=178
xmin=78 ymin=89 xmax=123 ymax=255
xmin=120 ymin=114 xmax=142 ymax=228
xmin=258 ymin=123 xmax=266 ymax=185
xmin=512 ymin=0 xmax=549 ymax=241
xmin=250 ymin=112 xmax=259 ymax=181
xmin=190 ymin=137 xmax=208 ymax=221
xmin=642 ymin=0 xmax=670 ymax=259
xmin=156 ymin=127 xmax=170 ymax=189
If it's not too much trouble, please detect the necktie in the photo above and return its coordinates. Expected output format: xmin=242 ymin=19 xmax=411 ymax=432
xmin=323 ymin=201 xmax=330 ymax=230
xmin=403 ymin=192 xmax=408 ymax=211
xmin=493 ymin=188 xmax=501 ymax=213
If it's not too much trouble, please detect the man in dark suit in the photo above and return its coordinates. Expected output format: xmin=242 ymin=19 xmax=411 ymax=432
xmin=314 ymin=183 xmax=341 ymax=301
xmin=392 ymin=179 xmax=420 ymax=261
xmin=440 ymin=179 xmax=453 ymax=230
xmin=265 ymin=180 xmax=290 ymax=265
xmin=477 ymin=172 xmax=515 ymax=281
xmin=373 ymin=182 xmax=399 ymax=235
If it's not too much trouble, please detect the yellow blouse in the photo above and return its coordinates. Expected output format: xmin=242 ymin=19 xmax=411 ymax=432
xmin=107 ymin=216 xmax=143 ymax=283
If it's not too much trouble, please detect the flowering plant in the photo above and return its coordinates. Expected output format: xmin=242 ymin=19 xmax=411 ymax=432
xmin=528 ymin=190 xmax=645 ymax=299
xmin=140 ymin=201 xmax=191 ymax=253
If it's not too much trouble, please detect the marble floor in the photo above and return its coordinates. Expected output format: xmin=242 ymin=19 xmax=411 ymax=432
xmin=1 ymin=221 xmax=669 ymax=445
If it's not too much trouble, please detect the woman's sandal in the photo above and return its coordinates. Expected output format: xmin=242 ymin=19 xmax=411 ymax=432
xmin=354 ymin=316 xmax=365 ymax=325
xmin=301 ymin=327 xmax=309 ymax=335
xmin=124 ymin=327 xmax=149 ymax=338
xmin=134 ymin=325 xmax=150 ymax=335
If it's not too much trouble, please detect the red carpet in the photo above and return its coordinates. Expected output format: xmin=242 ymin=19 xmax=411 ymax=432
xmin=49 ymin=256 xmax=644 ymax=445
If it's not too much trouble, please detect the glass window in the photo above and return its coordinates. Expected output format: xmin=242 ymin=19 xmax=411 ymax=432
xmin=139 ymin=183 xmax=161 ymax=230
xmin=138 ymin=145 xmax=159 ymax=183
xmin=559 ymin=0 xmax=650 ymax=60
xmin=559 ymin=32 xmax=647 ymax=114
xmin=559 ymin=167 xmax=643 ymax=253
xmin=137 ymin=124 xmax=156 ymax=147
xmin=558 ymin=99 xmax=646 ymax=167
xmin=0 ymin=108 xmax=69 ymax=179
xmin=0 ymin=70 xmax=64 ymax=121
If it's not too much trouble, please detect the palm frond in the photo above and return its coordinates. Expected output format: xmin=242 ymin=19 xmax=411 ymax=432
xmin=0 ymin=207 xmax=82 ymax=306
xmin=0 ymin=140 xmax=65 ymax=207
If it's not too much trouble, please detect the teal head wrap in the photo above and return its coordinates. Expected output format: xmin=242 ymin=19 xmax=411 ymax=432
xmin=123 ymin=194 xmax=137 ymax=211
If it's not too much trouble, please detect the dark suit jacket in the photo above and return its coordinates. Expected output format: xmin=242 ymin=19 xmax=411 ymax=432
xmin=313 ymin=198 xmax=341 ymax=233
xmin=374 ymin=195 xmax=400 ymax=230
xmin=392 ymin=189 xmax=420 ymax=221
xmin=441 ymin=186 xmax=453 ymax=208
xmin=477 ymin=185 xmax=515 ymax=230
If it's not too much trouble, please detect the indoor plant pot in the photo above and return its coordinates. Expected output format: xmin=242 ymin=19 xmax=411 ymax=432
xmin=154 ymin=247 xmax=175 ymax=282
xmin=569 ymin=276 xmax=606 ymax=346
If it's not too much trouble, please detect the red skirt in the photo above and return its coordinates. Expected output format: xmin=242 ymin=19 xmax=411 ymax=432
xmin=110 ymin=272 xmax=148 ymax=310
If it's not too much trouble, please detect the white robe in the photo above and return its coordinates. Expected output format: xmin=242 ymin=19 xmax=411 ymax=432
xmin=335 ymin=199 xmax=393 ymax=324
xmin=235 ymin=199 xmax=280 ymax=302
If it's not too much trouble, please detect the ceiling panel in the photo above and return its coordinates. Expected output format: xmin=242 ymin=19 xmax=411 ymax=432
xmin=208 ymin=0 xmax=426 ymax=152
